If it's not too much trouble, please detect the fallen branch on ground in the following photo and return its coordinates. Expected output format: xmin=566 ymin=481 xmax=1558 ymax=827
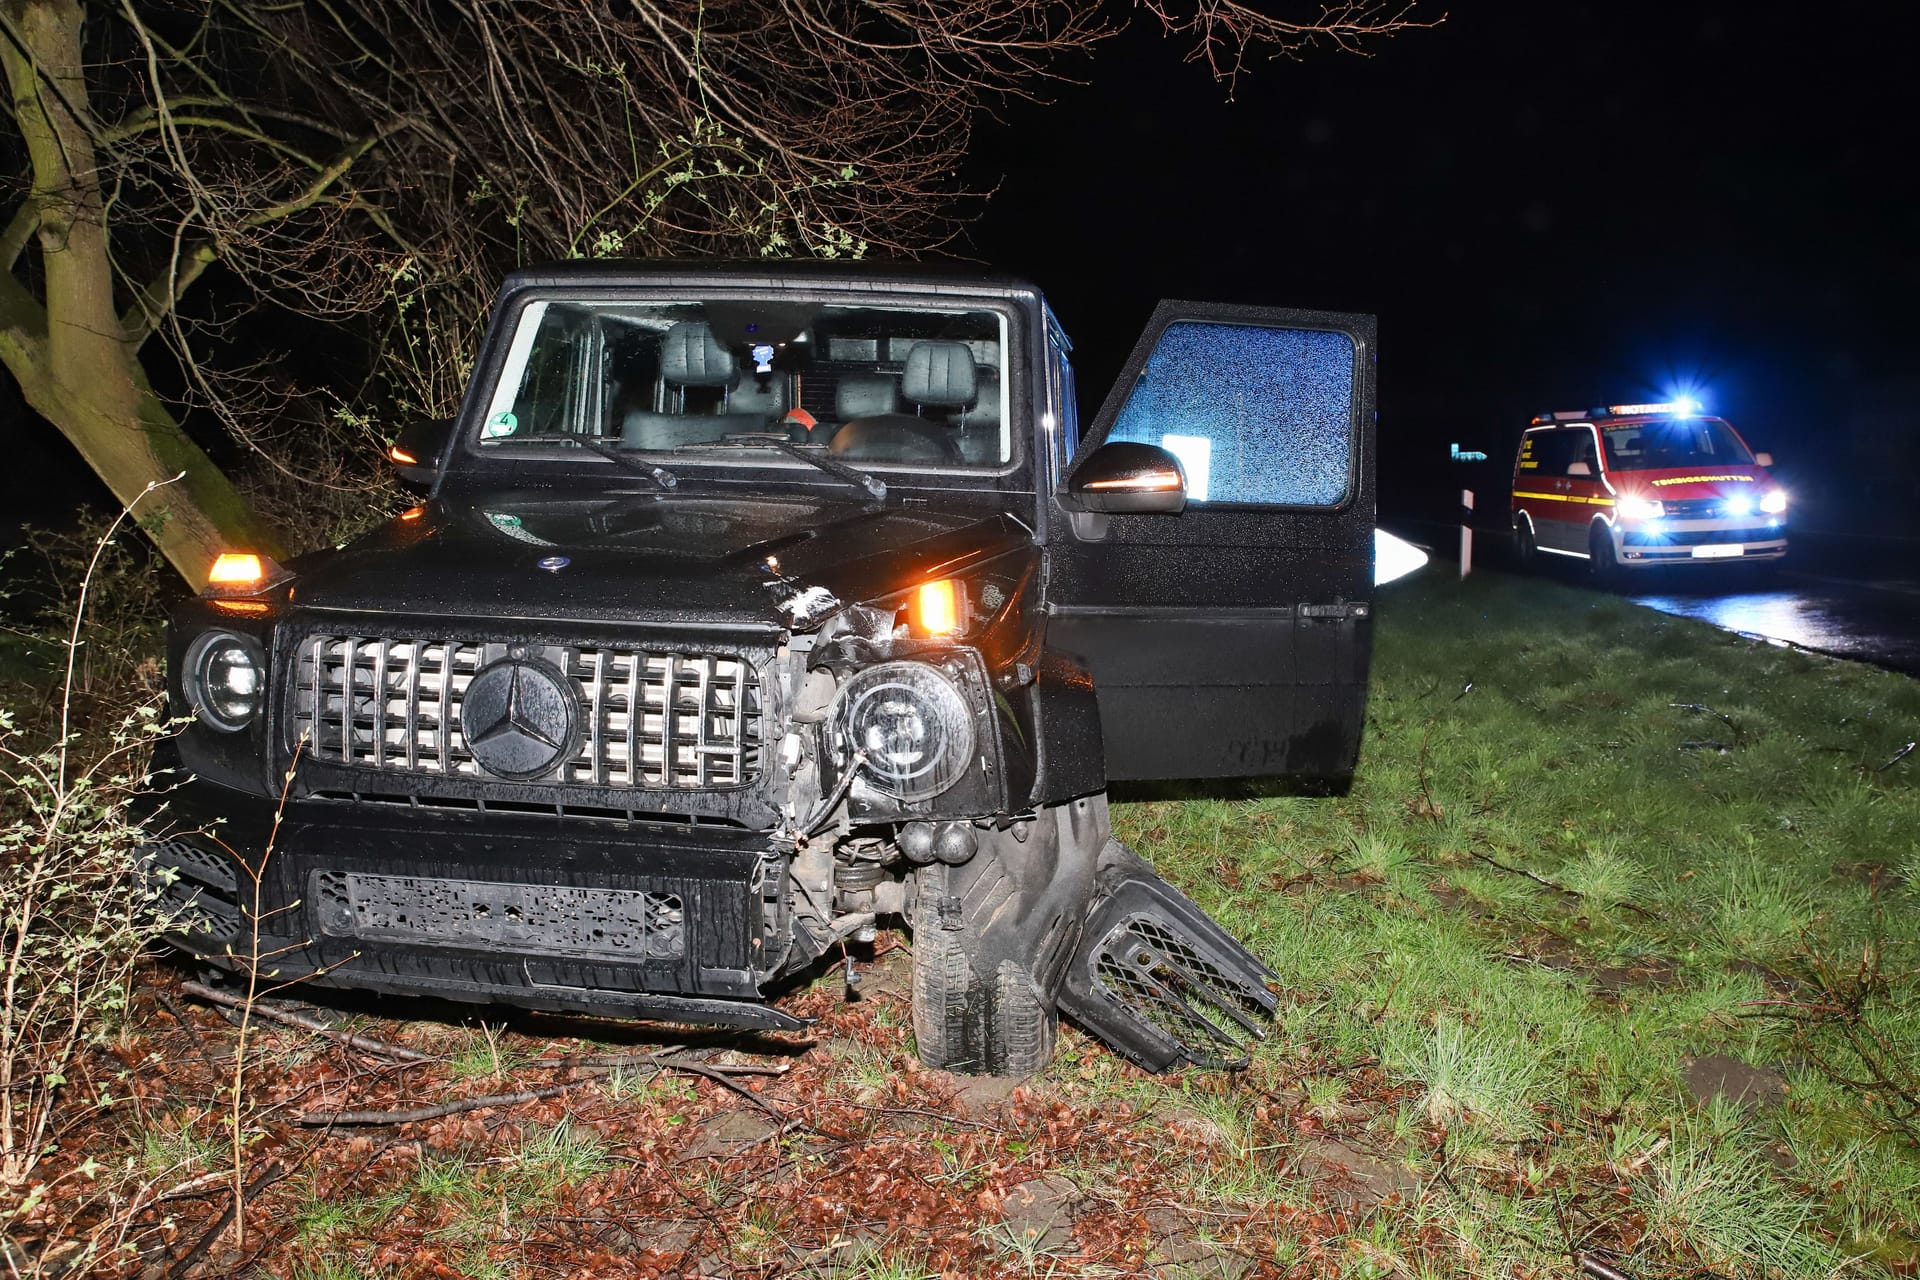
xmin=181 ymin=980 xmax=433 ymax=1062
xmin=1466 ymin=848 xmax=1661 ymax=920
xmin=295 ymin=1052 xmax=792 ymax=1126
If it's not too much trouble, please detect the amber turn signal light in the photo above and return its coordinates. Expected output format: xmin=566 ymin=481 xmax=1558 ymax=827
xmin=1083 ymin=470 xmax=1181 ymax=490
xmin=204 ymin=551 xmax=289 ymax=596
xmin=388 ymin=445 xmax=419 ymax=465
xmin=914 ymin=579 xmax=962 ymax=636
xmin=208 ymin=553 xmax=266 ymax=586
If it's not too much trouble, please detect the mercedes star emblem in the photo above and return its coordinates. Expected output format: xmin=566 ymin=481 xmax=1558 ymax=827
xmin=537 ymin=555 xmax=570 ymax=571
xmin=461 ymin=658 xmax=579 ymax=779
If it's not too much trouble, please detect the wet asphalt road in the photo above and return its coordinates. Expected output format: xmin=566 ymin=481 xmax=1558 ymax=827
xmin=1623 ymin=571 xmax=1920 ymax=676
xmin=1387 ymin=519 xmax=1920 ymax=676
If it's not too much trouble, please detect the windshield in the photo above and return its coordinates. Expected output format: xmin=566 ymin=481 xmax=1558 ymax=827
xmin=475 ymin=298 xmax=1013 ymax=472
xmin=1601 ymin=417 xmax=1753 ymax=470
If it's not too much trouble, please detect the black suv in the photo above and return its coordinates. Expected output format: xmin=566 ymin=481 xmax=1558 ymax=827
xmin=144 ymin=261 xmax=1377 ymax=1076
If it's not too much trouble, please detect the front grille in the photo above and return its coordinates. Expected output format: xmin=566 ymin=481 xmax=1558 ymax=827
xmin=1656 ymin=498 xmax=1719 ymax=519
xmin=1655 ymin=497 xmax=1777 ymax=520
xmin=1624 ymin=526 xmax=1784 ymax=547
xmin=291 ymin=636 xmax=762 ymax=789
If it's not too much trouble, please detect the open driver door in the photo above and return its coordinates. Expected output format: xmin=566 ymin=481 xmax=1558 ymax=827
xmin=1048 ymin=300 xmax=1377 ymax=788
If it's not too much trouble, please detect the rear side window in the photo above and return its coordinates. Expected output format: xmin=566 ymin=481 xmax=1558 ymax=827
xmin=1106 ymin=322 xmax=1355 ymax=506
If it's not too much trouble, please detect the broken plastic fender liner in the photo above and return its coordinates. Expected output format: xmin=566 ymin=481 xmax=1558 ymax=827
xmin=1057 ymin=839 xmax=1278 ymax=1073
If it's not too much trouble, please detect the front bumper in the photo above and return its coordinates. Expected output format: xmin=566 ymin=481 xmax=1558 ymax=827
xmin=139 ymin=776 xmax=804 ymax=1031
xmin=1616 ymin=520 xmax=1788 ymax=566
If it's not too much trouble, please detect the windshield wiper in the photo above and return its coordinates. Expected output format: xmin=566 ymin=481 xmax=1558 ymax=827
xmin=678 ymin=435 xmax=886 ymax=502
xmin=567 ymin=436 xmax=678 ymax=490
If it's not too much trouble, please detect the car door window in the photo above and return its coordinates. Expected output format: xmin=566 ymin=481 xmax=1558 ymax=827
xmin=1105 ymin=321 xmax=1355 ymax=505
xmin=1570 ymin=430 xmax=1599 ymax=475
xmin=1523 ymin=429 xmax=1574 ymax=477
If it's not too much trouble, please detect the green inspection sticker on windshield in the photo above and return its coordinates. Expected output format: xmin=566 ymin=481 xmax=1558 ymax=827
xmin=487 ymin=512 xmax=523 ymax=528
xmin=484 ymin=410 xmax=518 ymax=438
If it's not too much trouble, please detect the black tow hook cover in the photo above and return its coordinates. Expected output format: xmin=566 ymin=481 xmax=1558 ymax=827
xmin=1058 ymin=841 xmax=1279 ymax=1072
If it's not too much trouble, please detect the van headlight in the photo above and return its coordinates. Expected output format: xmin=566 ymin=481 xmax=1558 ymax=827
xmin=1759 ymin=489 xmax=1788 ymax=515
xmin=183 ymin=632 xmax=264 ymax=732
xmin=831 ymin=661 xmax=975 ymax=801
xmin=1616 ymin=495 xmax=1664 ymax=521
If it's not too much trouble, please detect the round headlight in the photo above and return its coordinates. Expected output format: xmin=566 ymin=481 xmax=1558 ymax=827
xmin=832 ymin=661 xmax=975 ymax=802
xmin=184 ymin=631 xmax=263 ymax=732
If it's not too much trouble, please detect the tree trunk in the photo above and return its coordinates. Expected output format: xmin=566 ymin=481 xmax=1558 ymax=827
xmin=0 ymin=0 xmax=284 ymax=589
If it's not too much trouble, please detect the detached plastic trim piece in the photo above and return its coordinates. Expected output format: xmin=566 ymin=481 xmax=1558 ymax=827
xmin=1058 ymin=840 xmax=1279 ymax=1072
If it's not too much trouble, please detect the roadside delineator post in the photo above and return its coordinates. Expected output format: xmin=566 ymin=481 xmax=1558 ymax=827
xmin=1460 ymin=489 xmax=1474 ymax=578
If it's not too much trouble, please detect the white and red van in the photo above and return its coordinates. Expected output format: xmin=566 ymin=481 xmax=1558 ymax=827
xmin=1510 ymin=401 xmax=1786 ymax=575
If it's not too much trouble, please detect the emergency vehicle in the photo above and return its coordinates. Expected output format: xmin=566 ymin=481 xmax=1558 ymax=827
xmin=1510 ymin=401 xmax=1786 ymax=575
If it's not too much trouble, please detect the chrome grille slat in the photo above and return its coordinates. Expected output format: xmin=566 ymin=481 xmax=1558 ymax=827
xmin=292 ymin=635 xmax=761 ymax=790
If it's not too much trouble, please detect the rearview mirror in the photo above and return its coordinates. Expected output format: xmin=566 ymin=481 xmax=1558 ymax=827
xmin=1755 ymin=451 xmax=1773 ymax=468
xmin=387 ymin=420 xmax=451 ymax=490
xmin=1067 ymin=442 xmax=1187 ymax=514
xmin=1566 ymin=460 xmax=1592 ymax=477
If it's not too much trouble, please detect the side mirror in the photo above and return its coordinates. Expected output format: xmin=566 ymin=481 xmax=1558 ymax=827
xmin=1566 ymin=460 xmax=1592 ymax=477
xmin=1066 ymin=442 xmax=1187 ymax=514
xmin=1754 ymin=451 xmax=1773 ymax=468
xmin=387 ymin=419 xmax=452 ymax=490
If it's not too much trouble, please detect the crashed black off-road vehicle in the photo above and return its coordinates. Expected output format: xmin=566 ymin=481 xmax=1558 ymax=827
xmin=142 ymin=261 xmax=1376 ymax=1076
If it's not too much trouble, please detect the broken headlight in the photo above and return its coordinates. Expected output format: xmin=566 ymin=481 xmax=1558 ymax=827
xmin=831 ymin=661 xmax=975 ymax=802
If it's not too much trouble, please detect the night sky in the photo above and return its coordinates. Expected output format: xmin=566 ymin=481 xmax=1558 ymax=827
xmin=7 ymin=3 xmax=1915 ymax=543
xmin=966 ymin=1 xmax=1920 ymax=527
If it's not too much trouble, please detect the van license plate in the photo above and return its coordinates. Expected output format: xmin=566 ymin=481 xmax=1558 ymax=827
xmin=1692 ymin=544 xmax=1743 ymax=558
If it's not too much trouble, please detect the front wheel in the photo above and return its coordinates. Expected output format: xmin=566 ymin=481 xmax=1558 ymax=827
xmin=1589 ymin=523 xmax=1620 ymax=584
xmin=908 ymin=798 xmax=1105 ymax=1077
xmin=1512 ymin=518 xmax=1538 ymax=570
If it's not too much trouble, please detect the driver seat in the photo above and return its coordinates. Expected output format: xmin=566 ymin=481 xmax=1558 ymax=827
xmin=621 ymin=322 xmax=764 ymax=450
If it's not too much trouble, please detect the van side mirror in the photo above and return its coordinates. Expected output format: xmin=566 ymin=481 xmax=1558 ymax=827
xmin=1566 ymin=460 xmax=1592 ymax=477
xmin=1066 ymin=442 xmax=1187 ymax=514
xmin=1755 ymin=452 xmax=1773 ymax=468
xmin=387 ymin=420 xmax=452 ymax=490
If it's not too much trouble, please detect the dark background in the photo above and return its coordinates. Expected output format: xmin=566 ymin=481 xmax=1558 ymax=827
xmin=965 ymin=1 xmax=1919 ymax=533
xmin=8 ymin=2 xmax=1915 ymax=542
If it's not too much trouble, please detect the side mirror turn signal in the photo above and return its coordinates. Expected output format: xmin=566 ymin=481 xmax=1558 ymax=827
xmin=1066 ymin=442 xmax=1188 ymax=514
xmin=388 ymin=419 xmax=452 ymax=490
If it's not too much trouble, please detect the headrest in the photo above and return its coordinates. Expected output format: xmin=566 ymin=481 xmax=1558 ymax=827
xmin=660 ymin=322 xmax=734 ymax=388
xmin=902 ymin=342 xmax=977 ymax=408
xmin=727 ymin=377 xmax=787 ymax=417
xmin=835 ymin=373 xmax=898 ymax=420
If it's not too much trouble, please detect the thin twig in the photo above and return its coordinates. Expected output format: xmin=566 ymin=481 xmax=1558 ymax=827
xmin=298 ymin=1080 xmax=589 ymax=1126
xmin=1576 ymin=1253 xmax=1633 ymax=1280
xmin=671 ymin=1059 xmax=793 ymax=1125
xmin=296 ymin=1054 xmax=791 ymax=1126
xmin=179 ymin=981 xmax=432 ymax=1063
xmin=162 ymin=1158 xmax=285 ymax=1279
xmin=1465 ymin=848 xmax=1661 ymax=920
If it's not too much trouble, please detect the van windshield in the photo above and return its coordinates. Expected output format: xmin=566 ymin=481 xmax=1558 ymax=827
xmin=1601 ymin=417 xmax=1753 ymax=470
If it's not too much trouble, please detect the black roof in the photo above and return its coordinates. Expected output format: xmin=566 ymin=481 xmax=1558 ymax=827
xmin=502 ymin=256 xmax=1041 ymax=299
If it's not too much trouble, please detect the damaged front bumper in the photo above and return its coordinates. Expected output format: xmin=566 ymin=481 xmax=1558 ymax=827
xmin=141 ymin=777 xmax=1280 ymax=1070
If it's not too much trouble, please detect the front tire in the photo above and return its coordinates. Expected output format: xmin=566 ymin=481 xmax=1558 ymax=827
xmin=1513 ymin=517 xmax=1538 ymax=570
xmin=908 ymin=797 xmax=1105 ymax=1077
xmin=1589 ymin=523 xmax=1620 ymax=584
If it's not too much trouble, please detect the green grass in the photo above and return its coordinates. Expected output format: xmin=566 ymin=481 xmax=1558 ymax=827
xmin=1117 ymin=567 xmax=1920 ymax=1278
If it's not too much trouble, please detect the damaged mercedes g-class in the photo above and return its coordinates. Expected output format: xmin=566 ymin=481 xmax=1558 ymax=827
xmin=141 ymin=261 xmax=1376 ymax=1076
